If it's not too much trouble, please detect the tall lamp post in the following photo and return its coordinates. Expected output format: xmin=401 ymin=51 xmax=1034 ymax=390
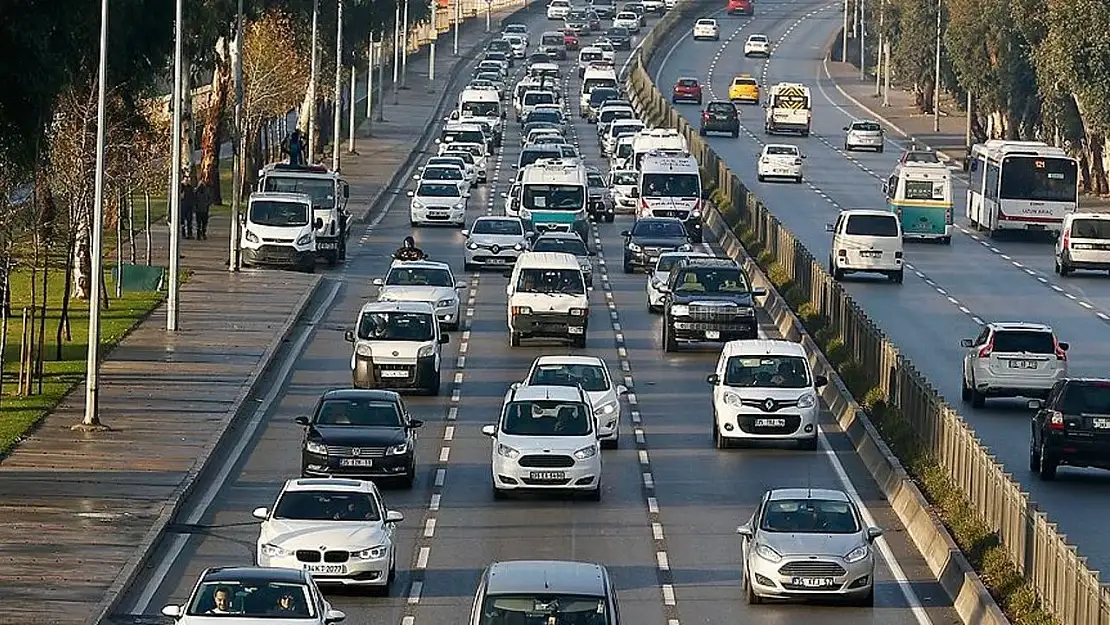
xmin=308 ymin=0 xmax=320 ymax=162
xmin=428 ymin=0 xmax=438 ymax=88
xmin=332 ymin=0 xmax=344 ymax=171
xmin=841 ymin=0 xmax=849 ymax=62
xmin=167 ymin=0 xmax=184 ymax=333
xmin=401 ymin=0 xmax=410 ymax=89
xmin=932 ymin=0 xmax=941 ymax=132
xmin=229 ymin=0 xmax=244 ymax=272
xmin=453 ymin=0 xmax=460 ymax=56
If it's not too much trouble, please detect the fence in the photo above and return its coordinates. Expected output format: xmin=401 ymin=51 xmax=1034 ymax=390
xmin=622 ymin=3 xmax=1110 ymax=624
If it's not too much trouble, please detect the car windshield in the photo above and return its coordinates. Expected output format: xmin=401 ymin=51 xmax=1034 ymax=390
xmin=724 ymin=355 xmax=810 ymax=388
xmin=423 ymin=167 xmax=463 ymax=181
xmin=606 ymin=27 xmax=628 ymax=36
xmin=852 ymin=122 xmax=881 ymax=132
xmin=502 ymin=400 xmax=592 ymax=436
xmin=533 ymin=237 xmax=588 ymax=256
xmin=315 ymin=398 xmax=403 ymax=427
xmin=428 ymin=158 xmax=464 ymax=169
xmin=991 ymin=330 xmax=1055 ymax=354
xmin=844 ymin=215 xmax=899 ymax=237
xmin=529 ymin=363 xmax=610 ymax=392
xmin=599 ymin=109 xmax=632 ymax=123
xmin=188 ymin=581 xmax=315 ymax=617
xmin=462 ymin=101 xmax=499 ymax=116
xmin=760 ymin=498 xmax=861 ymax=534
xmin=641 ymin=173 xmax=699 ymax=197
xmin=1070 ymin=218 xmax=1110 ymax=239
xmin=385 ymin=267 xmax=454 ymax=287
xmin=587 ymin=172 xmax=605 ymax=187
xmin=357 ymin=311 xmax=436 ymax=341
xmin=671 ymin=267 xmax=750 ymax=293
xmin=632 ymin=220 xmax=687 ymax=238
xmin=707 ymin=103 xmax=734 ymax=114
xmin=542 ymin=34 xmax=563 ymax=45
xmin=516 ymin=268 xmax=585 ymax=294
xmin=479 ymin=594 xmax=607 ymax=625
xmin=417 ymin=183 xmax=461 ymax=198
xmin=261 ymin=177 xmax=335 ymax=208
xmin=581 ymin=50 xmax=602 ymax=61
xmin=611 ymin=171 xmax=637 ymax=186
xmin=612 ymin=122 xmax=643 ymax=137
xmin=522 ymin=184 xmax=584 ymax=210
xmin=473 ymin=219 xmax=524 ymax=235
xmin=1059 ymin=383 xmax=1110 ymax=414
xmin=765 ymin=146 xmax=798 ymax=156
xmin=273 ymin=490 xmax=381 ymax=521
xmin=444 ymin=150 xmax=475 ymax=164
xmin=524 ymin=92 xmax=556 ymax=106
xmin=249 ymin=200 xmax=309 ymax=227
xmin=590 ymin=89 xmax=620 ymax=106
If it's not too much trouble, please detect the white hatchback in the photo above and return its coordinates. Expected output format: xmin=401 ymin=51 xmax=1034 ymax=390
xmin=463 ymin=217 xmax=530 ymax=270
xmin=521 ymin=355 xmax=628 ymax=447
xmin=960 ymin=322 xmax=1068 ymax=408
xmin=692 ymin=18 xmax=720 ymax=41
xmin=608 ymin=169 xmax=639 ymax=212
xmin=1056 ymin=211 xmax=1110 ymax=275
xmin=613 ymin=11 xmax=640 ymax=31
xmin=743 ymin=33 xmax=770 ymax=56
xmin=756 ymin=143 xmax=805 ymax=183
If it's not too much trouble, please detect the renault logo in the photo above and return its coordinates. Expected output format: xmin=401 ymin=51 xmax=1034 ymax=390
xmin=763 ymin=398 xmax=777 ymax=412
xmin=492 ymin=244 xmax=501 ymax=254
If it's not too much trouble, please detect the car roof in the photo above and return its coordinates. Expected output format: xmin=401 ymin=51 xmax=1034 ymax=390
xmin=359 ymin=300 xmax=437 ymax=315
xmin=485 ymin=561 xmax=607 ymax=596
xmin=474 ymin=215 xmax=522 ymax=223
xmin=533 ymin=354 xmax=606 ymax=368
xmin=721 ymin=339 xmax=807 ymax=359
xmin=763 ymin=143 xmax=798 ymax=151
xmin=321 ymin=388 xmax=401 ymax=402
xmin=839 ymin=208 xmax=894 ymax=218
xmin=282 ymin=477 xmax=378 ymax=494
xmin=768 ymin=487 xmax=850 ymax=502
xmin=508 ymin=384 xmax=588 ymax=402
xmin=202 ymin=567 xmax=308 ymax=584
xmin=389 ymin=259 xmax=453 ymax=271
xmin=1066 ymin=211 xmax=1110 ymax=221
xmin=987 ymin=322 xmax=1054 ymax=333
xmin=747 ymin=33 xmax=767 ymax=38
xmin=515 ymin=251 xmax=581 ymax=270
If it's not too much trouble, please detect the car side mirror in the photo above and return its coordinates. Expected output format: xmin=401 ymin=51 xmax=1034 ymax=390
xmin=294 ymin=416 xmax=310 ymax=426
xmin=752 ymin=287 xmax=767 ymax=297
xmin=510 ymin=382 xmax=523 ymax=390
xmin=325 ymin=609 xmax=347 ymax=624
xmin=814 ymin=375 xmax=829 ymax=388
xmin=408 ymin=419 xmax=425 ymax=428
xmin=413 ymin=174 xmax=421 ymax=180
xmin=505 ymin=284 xmax=513 ymax=296
xmin=825 ymin=223 xmax=835 ymax=232
xmin=706 ymin=373 xmax=720 ymax=385
xmin=161 ymin=606 xmax=183 ymax=619
xmin=1058 ymin=342 xmax=1069 ymax=351
xmin=455 ymin=281 xmax=468 ymax=290
xmin=252 ymin=507 xmax=269 ymax=520
xmin=407 ymin=190 xmax=415 ymax=197
xmin=959 ymin=338 xmax=974 ymax=348
xmin=314 ymin=217 xmax=324 ymax=229
xmin=736 ymin=524 xmax=753 ymax=538
xmin=481 ymin=424 xmax=497 ymax=437
xmin=342 ymin=183 xmax=350 ymax=198
xmin=866 ymin=526 xmax=884 ymax=542
xmin=344 ymin=330 xmax=356 ymax=343
xmin=510 ymin=163 xmax=518 ymax=169
xmin=461 ymin=229 xmax=470 ymax=237
xmin=385 ymin=510 xmax=405 ymax=523
xmin=439 ymin=333 xmax=450 ymax=344
xmin=842 ymin=126 xmax=849 ymax=132
xmin=1027 ymin=399 xmax=1045 ymax=411
xmin=620 ymin=230 xmax=631 ymax=237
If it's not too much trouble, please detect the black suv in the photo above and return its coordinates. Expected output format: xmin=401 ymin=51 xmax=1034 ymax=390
xmin=700 ymin=101 xmax=740 ymax=137
xmin=659 ymin=257 xmax=766 ymax=352
xmin=1029 ymin=378 xmax=1110 ymax=480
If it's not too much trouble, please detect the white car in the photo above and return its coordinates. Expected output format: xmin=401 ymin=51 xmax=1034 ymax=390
xmin=664 ymin=0 xmax=677 ymax=7
xmin=463 ymin=216 xmax=530 ymax=270
xmin=608 ymin=169 xmax=639 ymax=212
xmin=482 ymin=384 xmax=602 ymax=499
xmin=1056 ymin=212 xmax=1110 ymax=275
xmin=613 ymin=11 xmax=640 ymax=32
xmin=844 ymin=119 xmax=884 ymax=151
xmin=530 ymin=231 xmax=595 ymax=286
xmin=413 ymin=164 xmax=470 ymax=196
xmin=602 ymin=119 xmax=644 ymax=156
xmin=960 ymin=322 xmax=1068 ymax=408
xmin=521 ymin=355 xmax=629 ymax=448
xmin=756 ymin=143 xmax=805 ymax=183
xmin=547 ymin=0 xmax=571 ymax=19
xmin=503 ymin=23 xmax=530 ymax=45
xmin=646 ymin=251 xmax=712 ymax=312
xmin=692 ymin=18 xmax=720 ymax=41
xmin=407 ymin=181 xmax=468 ymax=227
xmin=743 ymin=33 xmax=770 ymax=56
xmin=161 ymin=567 xmax=346 ymax=624
xmin=374 ymin=260 xmax=467 ymax=330
xmin=253 ymin=478 xmax=404 ymax=592
xmin=597 ymin=41 xmax=615 ymax=62
xmin=826 ymin=209 xmax=904 ymax=283
xmin=505 ymin=34 xmax=528 ymax=58
xmin=425 ymin=155 xmax=475 ymax=184
xmin=707 ymin=339 xmax=828 ymax=450
xmin=443 ymin=143 xmax=488 ymax=181
xmin=503 ymin=183 xmax=521 ymax=216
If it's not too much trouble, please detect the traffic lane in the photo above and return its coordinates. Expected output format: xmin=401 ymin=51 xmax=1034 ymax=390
xmin=600 ymin=240 xmax=953 ymax=625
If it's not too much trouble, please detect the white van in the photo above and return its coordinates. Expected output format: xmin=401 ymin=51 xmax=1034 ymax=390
xmin=825 ymin=209 xmax=904 ymax=283
xmin=240 ymin=191 xmax=319 ymax=273
xmin=505 ymin=251 xmax=590 ymax=348
xmin=579 ymin=67 xmax=620 ymax=114
xmin=631 ymin=128 xmax=688 ymax=170
xmin=1056 ymin=212 xmax=1110 ymax=276
xmin=456 ymin=88 xmax=503 ymax=146
xmin=344 ymin=300 xmax=450 ymax=395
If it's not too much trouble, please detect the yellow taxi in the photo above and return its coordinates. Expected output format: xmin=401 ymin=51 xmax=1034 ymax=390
xmin=728 ymin=75 xmax=760 ymax=104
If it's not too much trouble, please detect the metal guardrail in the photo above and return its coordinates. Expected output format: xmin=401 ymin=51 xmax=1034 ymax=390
xmin=624 ymin=3 xmax=1110 ymax=624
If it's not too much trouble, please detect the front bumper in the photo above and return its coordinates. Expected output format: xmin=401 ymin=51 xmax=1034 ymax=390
xmin=411 ymin=205 xmax=465 ymax=225
xmin=492 ymin=454 xmax=600 ymax=491
xmin=353 ymin=354 xmax=437 ymax=389
xmin=465 ymin=246 xmax=522 ymax=267
xmin=258 ymin=552 xmax=390 ymax=586
xmin=302 ymin=449 xmax=415 ymax=479
xmin=669 ymin=317 xmax=758 ymax=342
xmin=746 ymin=553 xmax=874 ymax=600
xmin=242 ymin=246 xmax=315 ymax=270
xmin=716 ymin=406 xmax=818 ymax=440
xmin=512 ymin=312 xmax=588 ymax=338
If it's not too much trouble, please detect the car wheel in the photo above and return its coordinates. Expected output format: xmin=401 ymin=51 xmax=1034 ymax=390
xmin=493 ymin=485 xmax=508 ymax=500
xmin=1059 ymin=254 xmax=1073 ymax=276
xmin=1038 ymin=441 xmax=1058 ymax=480
xmin=699 ymin=127 xmax=707 ymax=136
xmin=732 ymin=128 xmax=739 ymax=138
xmin=877 ymin=145 xmax=884 ymax=153
xmin=713 ymin=418 xmax=727 ymax=449
xmin=601 ymin=435 xmax=618 ymax=450
xmin=464 ymin=261 xmax=475 ymax=271
xmin=426 ymin=368 xmax=441 ymax=396
xmin=844 ymin=142 xmax=851 ymax=151
xmin=795 ymin=175 xmax=803 ymax=183
xmin=744 ymin=573 xmax=762 ymax=604
xmin=757 ymin=174 xmax=765 ymax=182
xmin=971 ymin=388 xmax=986 ymax=409
xmin=509 ymin=331 xmax=521 ymax=347
xmin=961 ymin=375 xmax=972 ymax=402
xmin=663 ymin=321 xmax=678 ymax=352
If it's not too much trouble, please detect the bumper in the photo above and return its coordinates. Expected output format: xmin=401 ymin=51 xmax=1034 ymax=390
xmin=693 ymin=30 xmax=719 ymax=39
xmin=669 ymin=319 xmax=758 ymax=342
xmin=833 ymin=256 xmax=902 ymax=274
xmin=435 ymin=305 xmax=460 ymax=327
xmin=971 ymin=372 xmax=1059 ymax=398
xmin=411 ymin=206 xmax=465 ymax=225
xmin=614 ymin=196 xmax=637 ymax=213
xmin=672 ymin=93 xmax=702 ymax=102
xmin=730 ymin=94 xmax=760 ymax=104
xmin=492 ymin=456 xmax=601 ymax=491
xmin=465 ymin=248 xmax=522 ymax=267
xmin=744 ymin=47 xmax=769 ymax=55
xmin=716 ymin=408 xmax=819 ymax=440
xmin=727 ymin=7 xmax=754 ymax=14
xmin=767 ymin=121 xmax=810 ymax=132
xmin=846 ymin=138 xmax=884 ymax=149
xmin=301 ymin=451 xmax=415 ymax=479
xmin=1044 ymin=434 xmax=1110 ymax=469
xmin=258 ymin=554 xmax=391 ymax=586
xmin=702 ymin=121 xmax=739 ymax=133
xmin=242 ymin=246 xmax=314 ymax=270
xmin=353 ymin=354 xmax=438 ymax=389
xmin=1066 ymin=250 xmax=1110 ymax=269
xmin=758 ymin=164 xmax=802 ymax=178
xmin=512 ymin=312 xmax=588 ymax=338
xmin=315 ymin=237 xmax=341 ymax=255
xmin=747 ymin=554 xmax=874 ymax=600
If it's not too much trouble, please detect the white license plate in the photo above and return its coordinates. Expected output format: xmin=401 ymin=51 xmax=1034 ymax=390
xmin=755 ymin=418 xmax=786 ymax=427
xmin=381 ymin=370 xmax=409 ymax=378
xmin=305 ymin=564 xmax=347 ymax=575
xmin=1007 ymin=360 xmax=1037 ymax=369
xmin=486 ymin=258 xmax=507 ymax=264
xmin=1092 ymin=418 xmax=1110 ymax=429
xmin=317 ymin=242 xmax=337 ymax=250
xmin=429 ymin=212 xmax=447 ymax=217
xmin=791 ymin=577 xmax=834 ymax=588
xmin=529 ymin=471 xmax=566 ymax=480
xmin=705 ymin=330 xmax=720 ymax=339
xmin=568 ymin=326 xmax=584 ymax=334
xmin=860 ymin=251 xmax=882 ymax=257
xmin=774 ymin=169 xmax=789 ymax=174
xmin=339 ymin=459 xmax=374 ymax=467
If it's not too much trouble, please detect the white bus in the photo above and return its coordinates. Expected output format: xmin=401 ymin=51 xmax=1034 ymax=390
xmin=966 ymin=140 xmax=1079 ymax=236
xmin=638 ymin=150 xmax=703 ymax=242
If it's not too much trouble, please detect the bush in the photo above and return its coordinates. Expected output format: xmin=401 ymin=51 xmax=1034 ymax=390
xmin=824 ymin=337 xmax=849 ymax=367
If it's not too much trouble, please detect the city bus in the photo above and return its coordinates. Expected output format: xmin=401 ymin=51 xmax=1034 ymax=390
xmin=883 ymin=161 xmax=952 ymax=243
xmin=966 ymin=139 xmax=1079 ymax=237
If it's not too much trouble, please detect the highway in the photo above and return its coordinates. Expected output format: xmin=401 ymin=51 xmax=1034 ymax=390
xmin=651 ymin=0 xmax=1110 ymax=573
xmin=108 ymin=6 xmax=957 ymax=625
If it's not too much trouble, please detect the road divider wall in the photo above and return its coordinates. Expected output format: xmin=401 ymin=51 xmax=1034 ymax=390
xmin=623 ymin=4 xmax=1108 ymax=625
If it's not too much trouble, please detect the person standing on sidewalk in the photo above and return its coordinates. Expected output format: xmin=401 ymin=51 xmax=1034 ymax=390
xmin=194 ymin=182 xmax=211 ymax=240
xmin=180 ymin=181 xmax=196 ymax=239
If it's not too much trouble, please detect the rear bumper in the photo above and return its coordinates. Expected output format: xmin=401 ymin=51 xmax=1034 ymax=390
xmin=1043 ymin=434 xmax=1110 ymax=469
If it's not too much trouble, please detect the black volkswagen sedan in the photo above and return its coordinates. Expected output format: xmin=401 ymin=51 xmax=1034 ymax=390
xmin=297 ymin=389 xmax=423 ymax=488
xmin=622 ymin=217 xmax=693 ymax=273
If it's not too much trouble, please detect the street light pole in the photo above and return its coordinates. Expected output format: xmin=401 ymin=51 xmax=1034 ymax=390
xmin=486 ymin=0 xmax=491 ymax=32
xmin=229 ymin=0 xmax=244 ymax=272
xmin=965 ymin=91 xmax=973 ymax=147
xmin=933 ymin=0 xmax=941 ymax=132
xmin=401 ymin=0 xmax=410 ymax=89
xmin=875 ymin=0 xmax=883 ymax=96
xmin=167 ymin=0 xmax=184 ymax=332
xmin=859 ymin=0 xmax=865 ymax=80
xmin=308 ymin=0 xmax=320 ymax=163
xmin=453 ymin=0 xmax=460 ymax=56
xmin=429 ymin=0 xmax=438 ymax=87
xmin=332 ymin=0 xmax=344 ymax=171
xmin=76 ymin=0 xmax=112 ymax=430
xmin=347 ymin=63 xmax=357 ymax=151
xmin=841 ymin=0 xmax=848 ymax=62
xmin=366 ymin=37 xmax=374 ymax=118
xmin=377 ymin=35 xmax=386 ymax=121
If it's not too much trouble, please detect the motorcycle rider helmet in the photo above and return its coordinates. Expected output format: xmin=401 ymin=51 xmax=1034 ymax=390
xmin=403 ymin=236 xmax=416 ymax=249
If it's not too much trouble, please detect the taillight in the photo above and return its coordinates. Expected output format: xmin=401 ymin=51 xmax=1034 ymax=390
xmin=702 ymin=112 xmax=710 ymax=121
xmin=1047 ymin=411 xmax=1065 ymax=430
xmin=1054 ymin=337 xmax=1067 ymax=361
xmin=945 ymin=207 xmax=954 ymax=225
xmin=1062 ymin=229 xmax=1071 ymax=249
xmin=978 ymin=334 xmax=994 ymax=358
xmin=794 ymin=158 xmax=803 ymax=166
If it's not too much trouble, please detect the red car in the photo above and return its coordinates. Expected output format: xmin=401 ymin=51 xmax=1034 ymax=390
xmin=563 ymin=30 xmax=580 ymax=50
xmin=726 ymin=0 xmax=753 ymax=15
xmin=672 ymin=77 xmax=703 ymax=105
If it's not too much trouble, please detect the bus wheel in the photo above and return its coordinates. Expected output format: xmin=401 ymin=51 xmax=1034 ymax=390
xmin=940 ymin=236 xmax=951 ymax=245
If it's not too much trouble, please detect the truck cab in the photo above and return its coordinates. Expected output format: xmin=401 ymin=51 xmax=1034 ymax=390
xmin=240 ymin=191 xmax=320 ymax=273
xmin=257 ymin=163 xmax=350 ymax=267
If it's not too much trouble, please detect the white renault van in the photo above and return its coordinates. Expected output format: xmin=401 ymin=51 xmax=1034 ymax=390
xmin=344 ymin=300 xmax=449 ymax=395
xmin=505 ymin=252 xmax=590 ymax=348
xmin=826 ymin=209 xmax=904 ymax=283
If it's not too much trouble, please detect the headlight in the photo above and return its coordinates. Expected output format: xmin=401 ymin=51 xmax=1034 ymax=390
xmin=573 ymin=444 xmax=597 ymax=459
xmin=454 ymin=202 xmax=465 ymax=209
xmin=305 ymin=440 xmax=328 ymax=455
xmin=679 ymin=243 xmax=693 ymax=251
xmin=261 ymin=543 xmax=292 ymax=558
xmin=296 ymin=233 xmax=313 ymax=246
xmin=411 ymin=200 xmax=424 ymax=209
xmin=467 ymin=241 xmax=479 ymax=250
xmin=844 ymin=544 xmax=870 ymax=563
xmin=593 ymin=401 xmax=618 ymax=416
xmin=436 ymin=298 xmax=455 ymax=308
xmin=417 ymin=344 xmax=435 ymax=358
xmin=723 ymin=392 xmax=744 ymax=408
xmin=356 ymin=545 xmax=389 ymax=560
xmin=798 ymin=393 xmax=817 ymax=409
xmin=669 ymin=304 xmax=689 ymax=317
xmin=754 ymin=543 xmax=782 ymax=563
xmin=386 ymin=442 xmax=409 ymax=455
xmin=355 ymin=343 xmax=373 ymax=357
xmin=497 ymin=443 xmax=520 ymax=458
xmin=245 ymin=230 xmax=259 ymax=243
xmin=628 ymin=242 xmax=642 ymax=252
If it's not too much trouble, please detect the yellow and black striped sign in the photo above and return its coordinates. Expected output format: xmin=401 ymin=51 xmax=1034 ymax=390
xmin=772 ymin=86 xmax=809 ymax=109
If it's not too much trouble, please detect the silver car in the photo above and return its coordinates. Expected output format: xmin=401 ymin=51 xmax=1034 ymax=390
xmin=469 ymin=561 xmax=618 ymax=625
xmin=531 ymin=232 xmax=594 ymax=286
xmin=843 ymin=119 xmax=884 ymax=152
xmin=737 ymin=488 xmax=882 ymax=606
xmin=463 ymin=216 xmax=529 ymax=270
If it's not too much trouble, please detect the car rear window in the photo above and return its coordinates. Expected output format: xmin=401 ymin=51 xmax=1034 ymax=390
xmin=852 ymin=122 xmax=881 ymax=132
xmin=992 ymin=330 xmax=1055 ymax=354
xmin=734 ymin=78 xmax=757 ymax=86
xmin=678 ymin=79 xmax=699 ymax=87
xmin=1070 ymin=218 xmax=1110 ymax=240
xmin=707 ymin=103 xmax=734 ymax=113
xmin=1058 ymin=383 xmax=1110 ymax=415
xmin=844 ymin=215 xmax=899 ymax=237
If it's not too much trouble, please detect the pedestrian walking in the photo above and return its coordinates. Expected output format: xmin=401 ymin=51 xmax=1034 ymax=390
xmin=194 ymin=182 xmax=211 ymax=240
xmin=180 ymin=181 xmax=195 ymax=239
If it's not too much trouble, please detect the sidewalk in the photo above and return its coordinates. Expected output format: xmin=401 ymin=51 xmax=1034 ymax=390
xmin=0 ymin=7 xmax=530 ymax=625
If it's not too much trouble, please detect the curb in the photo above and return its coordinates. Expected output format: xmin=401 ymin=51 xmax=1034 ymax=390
xmin=88 ymin=273 xmax=326 ymax=625
xmin=703 ymin=209 xmax=1009 ymax=625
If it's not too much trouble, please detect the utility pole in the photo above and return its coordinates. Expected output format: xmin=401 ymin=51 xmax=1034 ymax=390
xmin=377 ymin=34 xmax=386 ymax=121
xmin=933 ymin=0 xmax=941 ymax=132
xmin=332 ymin=0 xmax=344 ymax=171
xmin=883 ymin=40 xmax=891 ymax=106
xmin=453 ymin=0 xmax=460 ymax=56
xmin=76 ymin=0 xmax=112 ymax=431
xmin=875 ymin=1 xmax=883 ymax=96
xmin=229 ymin=0 xmax=244 ymax=272
xmin=486 ymin=0 xmax=492 ymax=32
xmin=429 ymin=0 xmax=438 ymax=88
xmin=401 ymin=0 xmax=410 ymax=89
xmin=308 ymin=0 xmax=320 ymax=163
xmin=347 ymin=65 xmax=357 ymax=151
xmin=841 ymin=0 xmax=848 ymax=62
xmin=366 ymin=37 xmax=375 ymax=118
xmin=859 ymin=0 xmax=866 ymax=80
xmin=167 ymin=0 xmax=184 ymax=332
xmin=965 ymin=91 xmax=973 ymax=147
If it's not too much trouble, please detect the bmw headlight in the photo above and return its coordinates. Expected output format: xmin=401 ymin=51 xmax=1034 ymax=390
xmin=798 ymin=393 xmax=817 ymax=409
xmin=296 ymin=233 xmax=313 ymax=246
xmin=573 ymin=444 xmax=597 ymax=460
xmin=245 ymin=230 xmax=259 ymax=243
xmin=355 ymin=343 xmax=373 ymax=357
xmin=593 ymin=401 xmax=618 ymax=416
xmin=386 ymin=442 xmax=409 ymax=455
xmin=497 ymin=443 xmax=520 ymax=459
xmin=844 ymin=544 xmax=870 ymax=563
xmin=305 ymin=440 xmax=328 ymax=455
xmin=356 ymin=545 xmax=389 ymax=560
xmin=436 ymin=298 xmax=456 ymax=308
xmin=670 ymin=304 xmax=689 ymax=317
xmin=417 ymin=344 xmax=435 ymax=358
xmin=261 ymin=543 xmax=292 ymax=558
xmin=467 ymin=241 xmax=479 ymax=250
xmin=723 ymin=392 xmax=744 ymax=408
xmin=627 ymin=242 xmax=642 ymax=252
xmin=754 ymin=543 xmax=782 ymax=563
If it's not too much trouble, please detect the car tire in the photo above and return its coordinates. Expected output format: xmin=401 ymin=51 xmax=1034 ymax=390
xmin=713 ymin=418 xmax=727 ymax=449
xmin=757 ymin=174 xmax=765 ymax=182
xmin=663 ymin=321 xmax=678 ymax=352
xmin=795 ymin=175 xmax=803 ymax=183
xmin=585 ymin=483 xmax=602 ymax=501
xmin=601 ymin=435 xmax=618 ymax=450
xmin=890 ymin=269 xmax=903 ymax=284
xmin=572 ymin=333 xmax=587 ymax=348
xmin=1037 ymin=442 xmax=1058 ymax=480
xmin=493 ymin=485 xmax=508 ymax=500
xmin=1029 ymin=433 xmax=1041 ymax=472
xmin=732 ymin=128 xmax=739 ymax=138
xmin=844 ymin=142 xmax=852 ymax=151
xmin=699 ymin=127 xmax=707 ymax=136
xmin=971 ymin=388 xmax=986 ymax=409
xmin=426 ymin=369 xmax=441 ymax=396
xmin=744 ymin=573 xmax=762 ymax=604
xmin=877 ymin=145 xmax=884 ymax=153
xmin=464 ymin=262 xmax=475 ymax=271
xmin=961 ymin=376 xmax=972 ymax=402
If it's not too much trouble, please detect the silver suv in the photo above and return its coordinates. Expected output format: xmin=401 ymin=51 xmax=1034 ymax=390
xmin=960 ymin=322 xmax=1069 ymax=408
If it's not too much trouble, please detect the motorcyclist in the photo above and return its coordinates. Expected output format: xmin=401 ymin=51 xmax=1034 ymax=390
xmin=393 ymin=236 xmax=427 ymax=261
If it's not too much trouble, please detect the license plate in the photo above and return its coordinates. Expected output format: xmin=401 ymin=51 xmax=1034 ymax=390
xmin=1027 ymin=224 xmax=1046 ymax=230
xmin=305 ymin=564 xmax=347 ymax=575
xmin=791 ymin=577 xmax=834 ymax=588
xmin=529 ymin=471 xmax=566 ymax=480
xmin=1007 ymin=360 xmax=1037 ymax=369
xmin=486 ymin=258 xmax=507 ymax=264
xmin=339 ymin=459 xmax=373 ymax=467
xmin=705 ymin=330 xmax=720 ymax=339
xmin=755 ymin=418 xmax=786 ymax=427
xmin=317 ymin=241 xmax=337 ymax=250
xmin=381 ymin=370 xmax=409 ymax=378
xmin=774 ymin=169 xmax=789 ymax=174
xmin=1093 ymin=418 xmax=1110 ymax=429
xmin=568 ymin=326 xmax=584 ymax=334
xmin=860 ymin=250 xmax=882 ymax=257
xmin=429 ymin=212 xmax=447 ymax=217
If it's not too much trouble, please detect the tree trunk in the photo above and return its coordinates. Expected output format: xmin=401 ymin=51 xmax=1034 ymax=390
xmin=1089 ymin=134 xmax=1108 ymax=196
xmin=182 ymin=68 xmax=197 ymax=184
xmin=0 ymin=258 xmax=8 ymax=404
xmin=199 ymin=37 xmax=232 ymax=206
xmin=127 ymin=190 xmax=137 ymax=264
xmin=72 ymin=202 xmax=91 ymax=300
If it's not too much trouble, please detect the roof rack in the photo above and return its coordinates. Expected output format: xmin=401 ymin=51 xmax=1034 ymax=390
xmin=262 ymin=163 xmax=332 ymax=174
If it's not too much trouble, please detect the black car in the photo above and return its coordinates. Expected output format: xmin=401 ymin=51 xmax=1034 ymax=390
xmin=297 ymin=388 xmax=424 ymax=488
xmin=528 ymin=51 xmax=553 ymax=65
xmin=700 ymin=101 xmax=740 ymax=137
xmin=603 ymin=27 xmax=632 ymax=50
xmin=591 ymin=0 xmax=615 ymax=18
xmin=621 ymin=217 xmax=692 ymax=273
xmin=585 ymin=10 xmax=602 ymax=30
xmin=487 ymin=38 xmax=513 ymax=57
xmin=524 ymin=108 xmax=565 ymax=129
xmin=1029 ymin=378 xmax=1110 ymax=481
xmin=658 ymin=257 xmax=766 ymax=351
xmin=586 ymin=87 xmax=622 ymax=122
